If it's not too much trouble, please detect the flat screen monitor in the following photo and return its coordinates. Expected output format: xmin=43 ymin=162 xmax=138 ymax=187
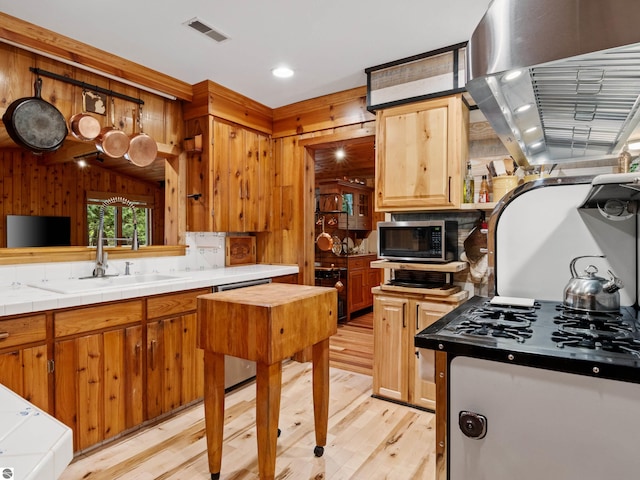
xmin=6 ymin=215 xmax=72 ymax=248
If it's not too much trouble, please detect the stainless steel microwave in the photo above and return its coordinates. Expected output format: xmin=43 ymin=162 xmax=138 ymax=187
xmin=377 ymin=220 xmax=458 ymax=263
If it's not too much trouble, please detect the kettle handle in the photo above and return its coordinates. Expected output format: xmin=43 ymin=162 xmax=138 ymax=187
xmin=570 ymin=255 xmax=605 ymax=277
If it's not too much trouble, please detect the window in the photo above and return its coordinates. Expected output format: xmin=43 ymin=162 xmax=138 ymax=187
xmin=86 ymin=192 xmax=154 ymax=247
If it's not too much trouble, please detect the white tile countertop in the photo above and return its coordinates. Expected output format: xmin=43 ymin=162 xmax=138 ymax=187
xmin=0 ymin=383 xmax=73 ymax=480
xmin=0 ymin=264 xmax=299 ymax=318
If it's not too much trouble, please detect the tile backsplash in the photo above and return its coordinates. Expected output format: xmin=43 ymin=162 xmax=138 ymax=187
xmin=184 ymin=232 xmax=226 ymax=271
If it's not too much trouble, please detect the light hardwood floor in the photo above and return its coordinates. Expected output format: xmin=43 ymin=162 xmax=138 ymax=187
xmin=60 ymin=358 xmax=436 ymax=480
xmin=329 ymin=310 xmax=374 ymax=375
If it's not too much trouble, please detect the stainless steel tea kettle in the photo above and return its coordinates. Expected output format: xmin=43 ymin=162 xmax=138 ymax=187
xmin=563 ymin=255 xmax=623 ymax=313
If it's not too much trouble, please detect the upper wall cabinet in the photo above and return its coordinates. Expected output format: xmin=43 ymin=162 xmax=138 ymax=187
xmin=374 ymin=95 xmax=469 ymax=211
xmin=186 ymin=117 xmax=272 ymax=233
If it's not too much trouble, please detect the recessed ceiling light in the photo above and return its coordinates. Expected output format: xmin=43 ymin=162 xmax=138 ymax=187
xmin=515 ymin=103 xmax=532 ymax=114
xmin=272 ymin=67 xmax=294 ymax=78
xmin=77 ymin=159 xmax=87 ymax=167
xmin=335 ymin=148 xmax=346 ymax=160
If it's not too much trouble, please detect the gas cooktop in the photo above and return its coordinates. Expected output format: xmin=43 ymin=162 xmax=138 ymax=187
xmin=415 ymin=296 xmax=640 ymax=383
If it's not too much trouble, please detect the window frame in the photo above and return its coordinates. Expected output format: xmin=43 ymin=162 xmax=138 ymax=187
xmin=86 ymin=191 xmax=154 ymax=247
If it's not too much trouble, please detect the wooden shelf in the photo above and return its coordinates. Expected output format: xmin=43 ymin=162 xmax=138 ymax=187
xmin=370 ymin=260 xmax=468 ymax=273
xmin=378 ymin=283 xmax=460 ymax=297
xmin=0 ymin=245 xmax=187 ymax=265
xmin=459 ymin=202 xmax=497 ymax=211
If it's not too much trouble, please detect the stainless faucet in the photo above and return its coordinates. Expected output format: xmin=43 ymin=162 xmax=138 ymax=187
xmin=94 ymin=196 xmax=139 ymax=277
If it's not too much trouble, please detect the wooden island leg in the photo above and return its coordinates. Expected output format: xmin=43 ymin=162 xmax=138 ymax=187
xmin=312 ymin=338 xmax=330 ymax=457
xmin=203 ymin=351 xmax=225 ymax=480
xmin=256 ymin=360 xmax=282 ymax=480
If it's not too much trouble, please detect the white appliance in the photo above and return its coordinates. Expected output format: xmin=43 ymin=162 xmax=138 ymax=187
xmin=449 ymin=357 xmax=640 ymax=480
xmin=416 ymin=175 xmax=640 ymax=479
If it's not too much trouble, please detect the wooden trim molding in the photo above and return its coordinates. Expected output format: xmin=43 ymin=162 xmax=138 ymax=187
xmin=183 ymin=80 xmax=273 ymax=134
xmin=0 ymin=245 xmax=187 ymax=265
xmin=0 ymin=12 xmax=193 ymax=101
xmin=272 ymin=86 xmax=375 ymax=138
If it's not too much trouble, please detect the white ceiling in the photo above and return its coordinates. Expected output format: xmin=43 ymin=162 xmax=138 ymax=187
xmin=0 ymin=0 xmax=491 ymax=108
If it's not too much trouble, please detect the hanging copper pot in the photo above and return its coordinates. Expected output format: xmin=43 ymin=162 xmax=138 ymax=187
xmin=69 ymin=112 xmax=101 ymax=141
xmin=124 ymin=105 xmax=157 ymax=167
xmin=316 ymin=216 xmax=333 ymax=251
xmin=95 ymin=97 xmax=129 ymax=158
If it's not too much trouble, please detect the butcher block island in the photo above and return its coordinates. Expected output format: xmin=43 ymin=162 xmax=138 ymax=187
xmin=197 ymin=283 xmax=337 ymax=480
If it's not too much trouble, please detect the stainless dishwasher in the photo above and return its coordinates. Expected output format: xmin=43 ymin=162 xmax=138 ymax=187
xmin=214 ymin=277 xmax=271 ymax=389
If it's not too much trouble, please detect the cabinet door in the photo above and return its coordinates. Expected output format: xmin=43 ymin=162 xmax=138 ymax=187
xmin=356 ymin=191 xmax=372 ymax=230
xmin=348 ymin=268 xmax=367 ymax=314
xmin=365 ymin=268 xmax=381 ymax=307
xmin=147 ymin=314 xmax=204 ymax=420
xmin=375 ymin=96 xmax=466 ymax=211
xmin=373 ymin=295 xmax=409 ymax=402
xmin=411 ymin=301 xmax=455 ymax=410
xmin=0 ymin=345 xmax=50 ymax=413
xmin=228 ymin=125 xmax=271 ymax=232
xmin=55 ymin=327 xmax=143 ymax=451
xmin=243 ymin=129 xmax=271 ymax=232
xmin=227 ymin=122 xmax=245 ymax=232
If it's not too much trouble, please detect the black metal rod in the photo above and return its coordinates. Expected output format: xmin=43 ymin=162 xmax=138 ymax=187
xmin=29 ymin=67 xmax=144 ymax=105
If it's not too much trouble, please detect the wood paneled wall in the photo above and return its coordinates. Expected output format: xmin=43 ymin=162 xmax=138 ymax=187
xmin=0 ymin=149 xmax=164 ymax=247
xmin=264 ymin=88 xmax=376 ymax=285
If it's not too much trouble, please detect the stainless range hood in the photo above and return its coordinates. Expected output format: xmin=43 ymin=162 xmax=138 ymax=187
xmin=466 ymin=0 xmax=640 ymax=167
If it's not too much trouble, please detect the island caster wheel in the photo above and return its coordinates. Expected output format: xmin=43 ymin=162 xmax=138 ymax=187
xmin=314 ymin=445 xmax=324 ymax=457
xmin=277 ymin=428 xmax=281 ymax=438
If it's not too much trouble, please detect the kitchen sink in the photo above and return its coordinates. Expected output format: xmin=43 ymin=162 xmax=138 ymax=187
xmin=28 ymin=273 xmax=185 ymax=294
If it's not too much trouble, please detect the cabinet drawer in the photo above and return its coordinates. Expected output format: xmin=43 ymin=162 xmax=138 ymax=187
xmin=54 ymin=300 xmax=143 ymax=337
xmin=348 ymin=255 xmax=376 ymax=270
xmin=0 ymin=315 xmax=46 ymax=349
xmin=147 ymin=288 xmax=211 ymax=319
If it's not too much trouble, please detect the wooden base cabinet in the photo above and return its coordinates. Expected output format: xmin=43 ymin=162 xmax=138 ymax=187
xmin=146 ymin=289 xmax=209 ymax=419
xmin=54 ymin=301 xmax=144 ymax=452
xmin=373 ymin=289 xmax=464 ymax=410
xmin=0 ymin=314 xmax=50 ymax=413
xmin=347 ymin=254 xmax=379 ymax=318
xmin=51 ymin=288 xmax=209 ymax=452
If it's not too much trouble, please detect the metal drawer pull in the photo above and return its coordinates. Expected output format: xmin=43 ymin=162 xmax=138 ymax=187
xmin=0 ymin=332 xmax=9 ymax=340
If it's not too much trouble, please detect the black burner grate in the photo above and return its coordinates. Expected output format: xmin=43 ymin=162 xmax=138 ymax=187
xmin=552 ymin=306 xmax=640 ymax=357
xmin=448 ymin=304 xmax=538 ymax=343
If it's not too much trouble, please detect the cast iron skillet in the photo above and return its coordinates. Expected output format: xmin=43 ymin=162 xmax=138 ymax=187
xmin=2 ymin=78 xmax=68 ymax=153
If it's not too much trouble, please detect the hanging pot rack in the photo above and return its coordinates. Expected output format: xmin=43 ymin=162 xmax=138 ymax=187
xmin=29 ymin=67 xmax=144 ymax=105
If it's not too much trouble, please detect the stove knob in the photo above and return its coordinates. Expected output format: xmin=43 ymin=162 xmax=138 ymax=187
xmin=459 ymin=411 xmax=487 ymax=439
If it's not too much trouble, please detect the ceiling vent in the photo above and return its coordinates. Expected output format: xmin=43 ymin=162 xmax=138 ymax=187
xmin=184 ymin=17 xmax=229 ymax=43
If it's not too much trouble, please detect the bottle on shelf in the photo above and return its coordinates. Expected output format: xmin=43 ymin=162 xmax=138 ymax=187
xmin=478 ymin=175 xmax=490 ymax=203
xmin=463 ymin=162 xmax=474 ymax=203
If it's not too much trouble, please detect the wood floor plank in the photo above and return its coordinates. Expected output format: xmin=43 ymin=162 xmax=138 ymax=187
xmin=329 ymin=311 xmax=374 ymax=376
xmin=60 ymin=361 xmax=435 ymax=480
